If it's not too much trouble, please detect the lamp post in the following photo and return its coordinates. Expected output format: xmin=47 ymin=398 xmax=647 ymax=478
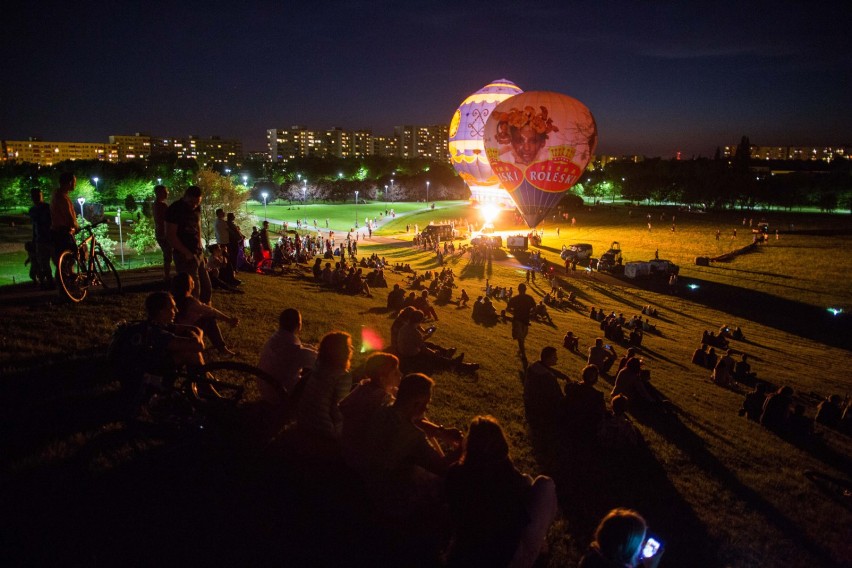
xmin=92 ymin=177 xmax=99 ymax=196
xmin=426 ymin=180 xmax=430 ymax=204
xmin=262 ymin=191 xmax=269 ymax=220
xmin=115 ymin=207 xmax=125 ymax=265
xmin=77 ymin=197 xmax=86 ymax=219
xmin=384 ymin=185 xmax=388 ymax=203
xmin=390 ymin=177 xmax=395 ymax=203
xmin=242 ymin=174 xmax=248 ymax=187
xmin=354 ymin=191 xmax=359 ymax=227
xmin=303 ymin=179 xmax=307 ymax=204
xmin=157 ymin=177 xmax=162 ymax=185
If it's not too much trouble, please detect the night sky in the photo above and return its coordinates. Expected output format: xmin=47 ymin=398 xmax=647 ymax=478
xmin=2 ymin=1 xmax=850 ymax=157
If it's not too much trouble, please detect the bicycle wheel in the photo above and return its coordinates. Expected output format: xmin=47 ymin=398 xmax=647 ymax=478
xmin=57 ymin=249 xmax=88 ymax=302
xmin=93 ymin=249 xmax=122 ymax=293
xmin=195 ymin=360 xmax=283 ymax=406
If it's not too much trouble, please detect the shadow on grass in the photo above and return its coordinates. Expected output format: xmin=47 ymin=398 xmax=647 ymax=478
xmin=629 ymin=405 xmax=843 ymax=567
xmin=672 ymin=276 xmax=852 ymax=350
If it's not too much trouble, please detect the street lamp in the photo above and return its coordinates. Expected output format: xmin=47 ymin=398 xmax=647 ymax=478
xmin=157 ymin=177 xmax=162 ymax=185
xmin=92 ymin=177 xmax=99 ymax=194
xmin=426 ymin=180 xmax=430 ymax=204
xmin=242 ymin=174 xmax=248 ymax=187
xmin=354 ymin=190 xmax=359 ymax=227
xmin=303 ymin=179 xmax=307 ymax=204
xmin=261 ymin=191 xmax=269 ymax=220
xmin=115 ymin=207 xmax=125 ymax=265
xmin=77 ymin=197 xmax=86 ymax=219
xmin=384 ymin=185 xmax=388 ymax=203
xmin=390 ymin=177 xmax=395 ymax=203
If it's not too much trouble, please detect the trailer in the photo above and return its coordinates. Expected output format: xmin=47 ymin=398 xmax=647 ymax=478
xmin=624 ymin=261 xmax=651 ymax=279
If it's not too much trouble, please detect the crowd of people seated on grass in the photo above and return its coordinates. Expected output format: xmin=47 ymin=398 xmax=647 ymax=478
xmin=740 ymin=384 xmax=852 ymax=438
xmin=311 ymin=259 xmax=373 ymax=297
xmin=523 ymin=347 xmax=647 ymax=454
xmin=542 ymin=286 xmax=576 ymax=308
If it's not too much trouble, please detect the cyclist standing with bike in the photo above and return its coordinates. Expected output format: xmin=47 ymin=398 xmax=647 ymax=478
xmin=50 ymin=172 xmax=78 ymax=280
xmin=166 ymin=185 xmax=211 ymax=303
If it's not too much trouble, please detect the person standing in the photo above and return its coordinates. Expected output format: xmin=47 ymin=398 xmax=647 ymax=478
xmin=50 ymin=172 xmax=79 ymax=278
xmin=225 ymin=212 xmax=244 ymax=271
xmin=28 ymin=188 xmax=54 ymax=289
xmin=507 ymin=282 xmax=537 ymax=365
xmin=152 ymin=185 xmax=173 ymax=282
xmin=165 ymin=185 xmax=211 ymax=303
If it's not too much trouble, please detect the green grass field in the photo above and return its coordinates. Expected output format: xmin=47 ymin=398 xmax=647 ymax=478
xmin=1 ymin=202 xmax=851 ymax=566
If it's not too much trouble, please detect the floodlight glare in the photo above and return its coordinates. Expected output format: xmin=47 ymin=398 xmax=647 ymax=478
xmin=481 ymin=203 xmax=500 ymax=224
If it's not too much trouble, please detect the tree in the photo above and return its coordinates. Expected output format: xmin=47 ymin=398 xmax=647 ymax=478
xmin=124 ymin=194 xmax=137 ymax=212
xmin=127 ymin=214 xmax=157 ymax=254
xmin=195 ymin=169 xmax=249 ymax=246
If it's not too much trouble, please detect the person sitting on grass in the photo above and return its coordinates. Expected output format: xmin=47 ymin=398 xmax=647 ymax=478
xmin=414 ymin=289 xmax=439 ymax=321
xmin=598 ymin=394 xmax=640 ymax=451
xmin=458 ymin=288 xmax=470 ymax=307
xmin=704 ymin=347 xmax=718 ymax=371
xmin=257 ymin=308 xmax=317 ymax=404
xmin=397 ymin=310 xmax=478 ymax=373
xmin=340 ymin=352 xmax=402 ymax=472
xmin=690 ymin=344 xmax=707 ymax=367
xmin=563 ymin=330 xmax=579 ymax=352
xmin=815 ymin=394 xmax=844 ymax=429
xmin=295 ymin=331 xmax=354 ymax=448
xmin=734 ymin=354 xmax=757 ymax=382
xmin=617 ymin=347 xmax=639 ymax=374
xmin=611 ymin=357 xmax=654 ymax=405
xmin=170 ymin=273 xmax=239 ymax=356
xmin=561 ymin=364 xmax=607 ymax=445
xmin=117 ymin=292 xmax=208 ymax=418
xmin=363 ymin=373 xmax=464 ymax=519
xmin=588 ymin=338 xmax=617 ymax=375
xmin=445 ymin=415 xmax=558 ymax=568
xmin=711 ymin=350 xmax=736 ymax=388
xmin=760 ymin=385 xmax=794 ymax=434
xmin=579 ymin=508 xmax=664 ymax=568
xmin=738 ymin=383 xmax=767 ymax=422
xmin=387 ymin=283 xmax=406 ymax=312
xmin=524 ymin=347 xmax=570 ymax=439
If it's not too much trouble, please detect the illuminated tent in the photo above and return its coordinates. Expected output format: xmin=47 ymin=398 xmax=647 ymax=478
xmin=448 ymin=79 xmax=523 ymax=208
xmin=483 ymin=91 xmax=597 ymax=228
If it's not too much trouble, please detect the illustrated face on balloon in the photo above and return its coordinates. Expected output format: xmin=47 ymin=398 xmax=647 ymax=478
xmin=484 ymin=91 xmax=597 ymax=228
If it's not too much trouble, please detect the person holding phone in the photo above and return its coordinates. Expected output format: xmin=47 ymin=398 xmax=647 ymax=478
xmin=588 ymin=338 xmax=617 ymax=375
xmin=579 ymin=508 xmax=664 ymax=567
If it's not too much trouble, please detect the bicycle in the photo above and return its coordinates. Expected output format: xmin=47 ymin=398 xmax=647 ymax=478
xmin=57 ymin=220 xmax=122 ymax=302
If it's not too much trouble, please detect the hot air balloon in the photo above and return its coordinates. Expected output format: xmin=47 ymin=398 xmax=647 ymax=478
xmin=483 ymin=91 xmax=597 ymax=228
xmin=448 ymin=79 xmax=523 ymax=208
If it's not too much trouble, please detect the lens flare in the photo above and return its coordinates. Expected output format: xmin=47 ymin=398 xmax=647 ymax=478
xmin=361 ymin=326 xmax=384 ymax=352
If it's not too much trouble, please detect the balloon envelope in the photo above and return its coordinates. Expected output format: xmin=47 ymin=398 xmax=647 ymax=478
xmin=483 ymin=91 xmax=597 ymax=228
xmin=449 ymin=79 xmax=523 ymax=206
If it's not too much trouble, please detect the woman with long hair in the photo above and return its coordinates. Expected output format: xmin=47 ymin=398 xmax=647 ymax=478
xmin=295 ymin=331 xmax=354 ymax=440
xmin=445 ymin=415 xmax=557 ymax=567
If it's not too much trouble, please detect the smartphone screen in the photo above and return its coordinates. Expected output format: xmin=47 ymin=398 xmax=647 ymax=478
xmin=642 ymin=537 xmax=660 ymax=558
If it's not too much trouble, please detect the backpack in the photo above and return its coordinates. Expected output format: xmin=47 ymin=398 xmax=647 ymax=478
xmin=107 ymin=320 xmax=152 ymax=374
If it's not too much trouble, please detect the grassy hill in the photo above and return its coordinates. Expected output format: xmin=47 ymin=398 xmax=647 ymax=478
xmin=1 ymin=203 xmax=850 ymax=566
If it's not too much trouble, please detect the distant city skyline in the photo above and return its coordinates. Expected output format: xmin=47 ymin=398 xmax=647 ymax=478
xmin=2 ymin=2 xmax=849 ymax=158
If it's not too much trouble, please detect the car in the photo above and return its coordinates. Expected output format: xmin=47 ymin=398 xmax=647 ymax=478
xmin=560 ymin=243 xmax=593 ymax=263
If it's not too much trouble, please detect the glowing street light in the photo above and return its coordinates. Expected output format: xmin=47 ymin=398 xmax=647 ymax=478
xmin=426 ymin=180 xmax=430 ymax=204
xmin=115 ymin=207 xmax=125 ymax=265
xmin=338 ymin=172 xmax=343 ymax=180
xmin=242 ymin=174 xmax=248 ymax=187
xmin=261 ymin=191 xmax=269 ymax=219
xmin=92 ymin=177 xmax=99 ymax=194
xmin=354 ymin=190 xmax=359 ymax=227
xmin=384 ymin=184 xmax=388 ymax=203
xmin=157 ymin=177 xmax=162 ymax=185
xmin=77 ymin=197 xmax=86 ymax=219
